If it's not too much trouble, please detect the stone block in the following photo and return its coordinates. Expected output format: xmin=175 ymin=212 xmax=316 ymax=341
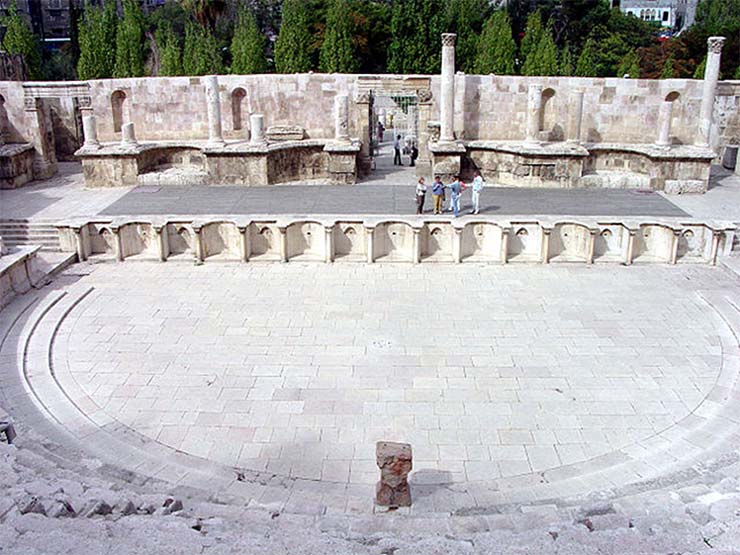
xmin=266 ymin=126 xmax=306 ymax=142
xmin=664 ymin=179 xmax=706 ymax=194
xmin=375 ymin=441 xmax=412 ymax=508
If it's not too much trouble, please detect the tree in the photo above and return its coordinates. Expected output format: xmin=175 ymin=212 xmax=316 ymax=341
xmin=616 ymin=49 xmax=640 ymax=78
xmin=182 ymin=21 xmax=223 ymax=75
xmin=231 ymin=7 xmax=267 ymax=74
xmin=156 ymin=23 xmax=182 ymax=76
xmin=575 ymin=37 xmax=597 ymax=77
xmin=77 ymin=1 xmax=117 ymax=80
xmin=1 ymin=1 xmax=42 ymax=79
xmin=523 ymin=22 xmax=558 ymax=75
xmin=693 ymin=56 xmax=706 ymax=79
xmin=274 ymin=0 xmax=312 ymax=73
xmin=319 ymin=0 xmax=357 ymax=72
xmin=114 ymin=0 xmax=147 ymax=77
xmin=388 ymin=0 xmax=446 ymax=74
xmin=520 ymin=9 xmax=544 ymax=70
xmin=559 ymin=44 xmax=574 ymax=76
xmin=660 ymin=55 xmax=675 ymax=78
xmin=474 ymin=10 xmax=516 ymax=74
xmin=446 ymin=0 xmax=490 ymax=73
xmin=352 ymin=0 xmax=393 ymax=73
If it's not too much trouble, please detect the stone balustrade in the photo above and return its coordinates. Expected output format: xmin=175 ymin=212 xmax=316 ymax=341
xmin=56 ymin=216 xmax=735 ymax=266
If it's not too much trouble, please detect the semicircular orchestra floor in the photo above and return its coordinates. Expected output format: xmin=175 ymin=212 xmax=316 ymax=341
xmin=50 ymin=261 xmax=740 ymax=497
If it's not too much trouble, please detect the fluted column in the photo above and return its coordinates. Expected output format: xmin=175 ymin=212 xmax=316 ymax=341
xmin=656 ymin=100 xmax=673 ymax=147
xmin=696 ymin=37 xmax=725 ymax=148
xmin=567 ymin=89 xmax=584 ymax=144
xmin=525 ymin=85 xmax=543 ymax=144
xmin=204 ymin=75 xmax=225 ymax=146
xmin=440 ymin=33 xmax=456 ymax=143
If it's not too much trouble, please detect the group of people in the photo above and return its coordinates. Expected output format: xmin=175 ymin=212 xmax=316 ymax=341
xmin=393 ymin=134 xmax=419 ymax=167
xmin=415 ymin=170 xmax=484 ymax=217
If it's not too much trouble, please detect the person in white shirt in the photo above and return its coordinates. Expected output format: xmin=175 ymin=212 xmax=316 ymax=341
xmin=415 ymin=177 xmax=427 ymax=214
xmin=470 ymin=170 xmax=484 ymax=214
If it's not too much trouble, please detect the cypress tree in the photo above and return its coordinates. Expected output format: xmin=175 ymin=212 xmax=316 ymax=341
xmin=660 ymin=55 xmax=675 ymax=79
xmin=446 ymin=0 xmax=489 ymax=73
xmin=693 ymin=56 xmax=706 ymax=79
xmin=157 ymin=24 xmax=182 ymax=76
xmin=575 ymin=38 xmax=597 ymax=77
xmin=519 ymin=9 xmax=544 ymax=70
xmin=231 ymin=7 xmax=267 ymax=74
xmin=77 ymin=1 xmax=117 ymax=80
xmin=319 ymin=0 xmax=358 ymax=73
xmin=1 ymin=1 xmax=41 ymax=79
xmin=538 ymin=29 xmax=559 ymax=76
xmin=274 ymin=0 xmax=312 ymax=73
xmin=114 ymin=0 xmax=147 ymax=77
xmin=388 ymin=0 xmax=446 ymax=74
xmin=559 ymin=44 xmax=574 ymax=76
xmin=474 ymin=10 xmax=516 ymax=74
xmin=182 ymin=21 xmax=222 ymax=75
xmin=616 ymin=49 xmax=640 ymax=78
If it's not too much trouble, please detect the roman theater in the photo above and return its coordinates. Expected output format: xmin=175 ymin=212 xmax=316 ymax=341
xmin=2 ymin=34 xmax=740 ymax=553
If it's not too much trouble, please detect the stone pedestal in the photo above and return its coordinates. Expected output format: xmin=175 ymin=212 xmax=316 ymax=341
xmin=82 ymin=115 xmax=101 ymax=149
xmin=430 ymin=142 xmax=467 ymax=181
xmin=324 ymin=141 xmax=361 ymax=184
xmin=121 ymin=122 xmax=138 ymax=147
xmin=375 ymin=441 xmax=412 ymax=508
xmin=250 ymin=114 xmax=266 ymax=145
xmin=656 ymin=100 xmax=673 ymax=147
xmin=440 ymin=33 xmax=456 ymax=143
xmin=696 ymin=37 xmax=725 ymax=148
xmin=525 ymin=85 xmax=543 ymax=144
xmin=204 ymin=75 xmax=225 ymax=146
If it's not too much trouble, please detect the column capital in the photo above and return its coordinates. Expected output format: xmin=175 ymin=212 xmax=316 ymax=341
xmin=708 ymin=36 xmax=725 ymax=54
xmin=441 ymin=33 xmax=457 ymax=47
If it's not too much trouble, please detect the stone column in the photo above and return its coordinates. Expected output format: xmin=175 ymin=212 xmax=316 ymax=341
xmin=334 ymin=95 xmax=350 ymax=142
xmin=278 ymin=226 xmax=288 ymax=262
xmin=500 ymin=229 xmax=509 ymax=264
xmin=324 ymin=225 xmax=334 ymax=263
xmin=407 ymin=104 xmax=417 ymax=141
xmin=204 ymin=75 xmax=225 ymax=146
xmin=250 ymin=113 xmax=266 ymax=144
xmin=239 ymin=225 xmax=250 ymax=262
xmin=541 ymin=228 xmax=551 ymax=264
xmin=440 ymin=33 xmax=457 ymax=143
xmin=23 ymin=96 xmax=57 ymax=179
xmin=412 ymin=229 xmax=421 ymax=264
xmin=154 ymin=224 xmax=168 ymax=262
xmin=452 ymin=228 xmax=463 ymax=263
xmin=366 ymin=226 xmax=375 ymax=263
xmin=121 ymin=122 xmax=137 ymax=147
xmin=525 ymin=85 xmax=543 ymax=144
xmin=82 ymin=115 xmax=101 ymax=149
xmin=656 ymin=101 xmax=673 ymax=147
xmin=696 ymin=37 xmax=725 ymax=148
xmin=625 ymin=229 xmax=636 ymax=265
xmin=567 ymin=89 xmax=584 ymax=144
xmin=0 ymin=102 xmax=7 ymax=146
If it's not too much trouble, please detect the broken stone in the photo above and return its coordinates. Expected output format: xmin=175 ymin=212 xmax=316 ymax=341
xmin=375 ymin=441 xmax=412 ymax=508
xmin=83 ymin=499 xmax=112 ymax=518
xmin=47 ymin=499 xmax=76 ymax=518
xmin=18 ymin=496 xmax=46 ymax=516
xmin=155 ymin=497 xmax=184 ymax=516
xmin=113 ymin=500 xmax=137 ymax=516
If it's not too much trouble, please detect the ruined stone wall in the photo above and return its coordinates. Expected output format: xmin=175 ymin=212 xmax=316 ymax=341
xmin=458 ymin=75 xmax=708 ymax=146
xmin=717 ymin=81 xmax=740 ymax=148
xmin=0 ymin=81 xmax=33 ymax=144
xmin=86 ymin=74 xmax=359 ymax=143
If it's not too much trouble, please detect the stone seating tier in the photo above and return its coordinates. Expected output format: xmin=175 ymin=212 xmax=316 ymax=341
xmin=55 ymin=216 xmax=736 ymax=266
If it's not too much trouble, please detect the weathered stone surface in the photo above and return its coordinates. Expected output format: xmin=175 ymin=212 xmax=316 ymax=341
xmin=266 ymin=125 xmax=306 ymax=142
xmin=18 ymin=496 xmax=46 ymax=516
xmin=375 ymin=441 xmax=412 ymax=508
xmin=83 ymin=499 xmax=112 ymax=518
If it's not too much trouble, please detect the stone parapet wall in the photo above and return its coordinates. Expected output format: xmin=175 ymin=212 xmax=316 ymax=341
xmin=57 ymin=216 xmax=736 ymax=266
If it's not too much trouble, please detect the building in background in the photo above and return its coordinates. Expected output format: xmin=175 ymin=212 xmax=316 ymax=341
xmin=619 ymin=0 xmax=699 ymax=31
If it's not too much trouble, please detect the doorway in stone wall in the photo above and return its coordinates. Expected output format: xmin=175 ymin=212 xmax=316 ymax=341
xmin=365 ymin=92 xmax=419 ymax=185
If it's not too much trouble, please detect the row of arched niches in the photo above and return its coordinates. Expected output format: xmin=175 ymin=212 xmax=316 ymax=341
xmin=60 ymin=218 xmax=734 ymax=265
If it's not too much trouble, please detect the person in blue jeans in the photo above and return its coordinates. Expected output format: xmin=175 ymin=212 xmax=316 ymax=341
xmin=447 ymin=176 xmax=466 ymax=217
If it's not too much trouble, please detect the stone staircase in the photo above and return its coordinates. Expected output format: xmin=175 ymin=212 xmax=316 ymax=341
xmin=0 ymin=219 xmax=61 ymax=252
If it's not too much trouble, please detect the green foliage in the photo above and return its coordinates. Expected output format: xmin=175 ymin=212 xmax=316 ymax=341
xmin=182 ymin=21 xmax=223 ymax=75
xmin=274 ymin=0 xmax=312 ymax=72
xmin=616 ymin=49 xmax=640 ymax=78
xmin=231 ymin=7 xmax=267 ymax=74
xmin=77 ymin=1 xmax=117 ymax=80
xmin=1 ymin=1 xmax=41 ymax=79
xmin=559 ymin=44 xmax=574 ymax=76
xmin=156 ymin=23 xmax=183 ymax=76
xmin=352 ymin=0 xmax=392 ymax=73
xmin=694 ymin=0 xmax=740 ymax=37
xmin=520 ymin=9 xmax=544 ymax=68
xmin=474 ymin=10 xmax=516 ymax=74
xmin=523 ymin=22 xmax=558 ymax=76
xmin=693 ymin=56 xmax=706 ymax=79
xmin=388 ymin=0 xmax=446 ymax=74
xmin=660 ymin=55 xmax=675 ymax=79
xmin=319 ymin=0 xmax=357 ymax=72
xmin=560 ymin=0 xmax=611 ymax=49
xmin=445 ymin=0 xmax=490 ymax=73
xmin=114 ymin=0 xmax=147 ymax=77
xmin=575 ymin=37 xmax=597 ymax=77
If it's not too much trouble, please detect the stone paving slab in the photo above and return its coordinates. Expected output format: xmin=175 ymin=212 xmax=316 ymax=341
xmin=97 ymin=184 xmax=689 ymax=217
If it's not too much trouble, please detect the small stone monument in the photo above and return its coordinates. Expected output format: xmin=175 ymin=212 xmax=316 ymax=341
xmin=375 ymin=441 xmax=412 ymax=508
